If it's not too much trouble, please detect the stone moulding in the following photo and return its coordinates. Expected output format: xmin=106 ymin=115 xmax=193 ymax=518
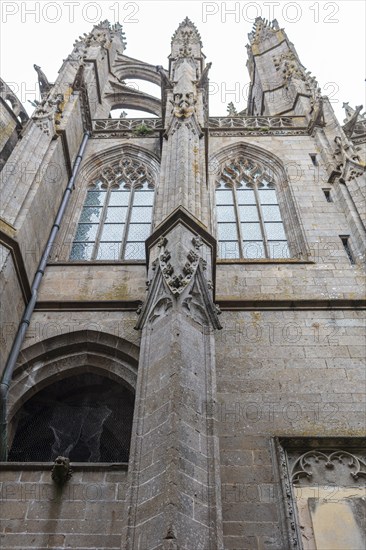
xmin=209 ymin=129 xmax=308 ymax=137
xmin=91 ymin=116 xmax=309 ymax=138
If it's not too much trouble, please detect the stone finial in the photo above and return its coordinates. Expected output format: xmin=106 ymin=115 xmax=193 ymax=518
xmin=227 ymin=102 xmax=238 ymax=116
xmin=171 ymin=17 xmax=203 ymax=48
xmin=248 ymin=17 xmax=279 ymax=44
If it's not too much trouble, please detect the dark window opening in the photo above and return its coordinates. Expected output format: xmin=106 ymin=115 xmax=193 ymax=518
xmin=340 ymin=235 xmax=355 ymax=265
xmin=8 ymin=373 xmax=134 ymax=463
xmin=310 ymin=153 xmax=318 ymax=166
xmin=323 ymin=189 xmax=332 ymax=202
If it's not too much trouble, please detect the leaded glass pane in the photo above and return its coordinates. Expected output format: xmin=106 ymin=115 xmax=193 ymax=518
xmin=80 ymin=207 xmax=103 ymax=223
xmin=237 ymin=189 xmax=256 ymax=205
xmin=133 ymin=191 xmax=155 ymax=206
xmin=124 ymin=242 xmax=145 ymax=260
xmin=96 ymin=242 xmax=121 ymax=260
xmin=105 ymin=207 xmax=128 ymax=223
xmin=109 ymin=191 xmax=130 ymax=206
xmin=262 ymin=205 xmax=282 ymax=221
xmin=241 ymin=223 xmax=262 ymax=241
xmin=258 ymin=189 xmax=277 ymax=204
xmin=74 ymin=224 xmax=98 ymax=242
xmin=127 ymin=224 xmax=151 ymax=241
xmin=217 ymin=205 xmax=236 ymax=222
xmin=268 ymin=241 xmax=290 ymax=259
xmin=84 ymin=191 xmax=106 ymax=206
xmin=238 ymin=205 xmax=259 ymax=222
xmin=130 ymin=207 xmax=153 ymax=223
xmin=265 ymin=222 xmax=286 ymax=240
xmin=216 ymin=190 xmax=234 ymax=205
xmin=100 ymin=224 xmax=125 ymax=242
xmin=70 ymin=242 xmax=94 ymax=260
xmin=218 ymin=223 xmax=238 ymax=241
xmin=243 ymin=241 xmax=265 ymax=259
xmin=219 ymin=241 xmax=240 ymax=259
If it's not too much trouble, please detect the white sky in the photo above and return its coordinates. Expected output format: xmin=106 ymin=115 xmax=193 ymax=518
xmin=1 ymin=0 xmax=365 ymax=121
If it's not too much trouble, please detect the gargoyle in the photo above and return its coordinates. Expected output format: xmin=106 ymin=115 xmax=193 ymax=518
xmin=51 ymin=456 xmax=72 ymax=485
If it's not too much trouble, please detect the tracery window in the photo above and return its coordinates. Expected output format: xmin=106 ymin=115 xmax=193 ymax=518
xmin=216 ymin=157 xmax=290 ymax=259
xmin=70 ymin=158 xmax=155 ymax=261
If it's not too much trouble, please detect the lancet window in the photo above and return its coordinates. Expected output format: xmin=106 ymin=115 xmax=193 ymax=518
xmin=70 ymin=158 xmax=155 ymax=261
xmin=215 ymin=157 xmax=290 ymax=259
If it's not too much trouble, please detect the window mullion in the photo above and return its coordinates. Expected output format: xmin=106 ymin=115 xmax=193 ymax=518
xmin=254 ymin=185 xmax=269 ymax=258
xmin=92 ymin=186 xmax=110 ymax=260
xmin=233 ymin=183 xmax=244 ymax=258
xmin=120 ymin=184 xmax=134 ymax=260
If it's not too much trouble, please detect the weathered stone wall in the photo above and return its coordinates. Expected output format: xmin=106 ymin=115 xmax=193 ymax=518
xmin=37 ymin=265 xmax=146 ymax=302
xmin=0 ymin=244 xmax=25 ymax=373
xmin=0 ymin=466 xmax=128 ymax=550
xmin=216 ymin=309 xmax=365 ymax=550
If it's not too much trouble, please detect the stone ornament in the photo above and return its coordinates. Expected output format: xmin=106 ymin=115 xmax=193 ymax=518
xmin=51 ymin=456 xmax=72 ymax=485
xmin=158 ymin=236 xmax=202 ymax=297
xmin=248 ymin=17 xmax=279 ymax=45
xmin=342 ymin=102 xmax=366 ymax=143
xmin=333 ymin=135 xmax=366 ymax=183
xmin=291 ymin=449 xmax=366 ymax=484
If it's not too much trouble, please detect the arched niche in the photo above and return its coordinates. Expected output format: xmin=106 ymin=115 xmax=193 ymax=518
xmin=7 ymin=331 xmax=139 ymax=463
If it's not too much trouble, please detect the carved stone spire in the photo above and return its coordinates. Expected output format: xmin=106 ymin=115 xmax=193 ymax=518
xmin=171 ymin=17 xmax=203 ymax=58
xmin=154 ymin=19 xmax=211 ymax=226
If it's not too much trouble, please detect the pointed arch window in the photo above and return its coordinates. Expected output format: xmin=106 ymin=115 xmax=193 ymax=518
xmin=70 ymin=159 xmax=155 ymax=261
xmin=216 ymin=158 xmax=290 ymax=259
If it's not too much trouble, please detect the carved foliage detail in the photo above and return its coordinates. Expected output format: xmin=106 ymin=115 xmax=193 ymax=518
xmin=158 ymin=236 xmax=202 ymax=297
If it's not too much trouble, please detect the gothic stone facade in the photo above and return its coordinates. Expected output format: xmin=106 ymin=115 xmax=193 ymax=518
xmin=0 ymin=17 xmax=365 ymax=550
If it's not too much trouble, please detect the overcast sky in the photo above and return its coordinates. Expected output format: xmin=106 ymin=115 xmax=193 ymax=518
xmin=1 ymin=0 xmax=365 ymax=121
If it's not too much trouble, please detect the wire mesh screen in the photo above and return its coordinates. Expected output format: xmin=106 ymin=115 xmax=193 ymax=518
xmin=8 ymin=373 xmax=134 ymax=462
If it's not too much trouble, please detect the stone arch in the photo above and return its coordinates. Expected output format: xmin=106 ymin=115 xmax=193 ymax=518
xmin=210 ymin=142 xmax=310 ymax=259
xmin=79 ymin=143 xmax=160 ymax=185
xmin=57 ymin=143 xmax=160 ymax=261
xmin=210 ymin=141 xmax=289 ymax=184
xmin=8 ymin=330 xmax=139 ymax=423
xmin=113 ymin=54 xmax=163 ymax=87
xmin=105 ymin=82 xmax=161 ymax=117
xmin=0 ymin=78 xmax=29 ymax=123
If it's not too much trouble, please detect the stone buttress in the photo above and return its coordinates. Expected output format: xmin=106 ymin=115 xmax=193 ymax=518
xmin=123 ymin=19 xmax=224 ymax=550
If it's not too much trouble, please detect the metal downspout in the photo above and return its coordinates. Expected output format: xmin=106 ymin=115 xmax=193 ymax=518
xmin=0 ymin=131 xmax=90 ymax=461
